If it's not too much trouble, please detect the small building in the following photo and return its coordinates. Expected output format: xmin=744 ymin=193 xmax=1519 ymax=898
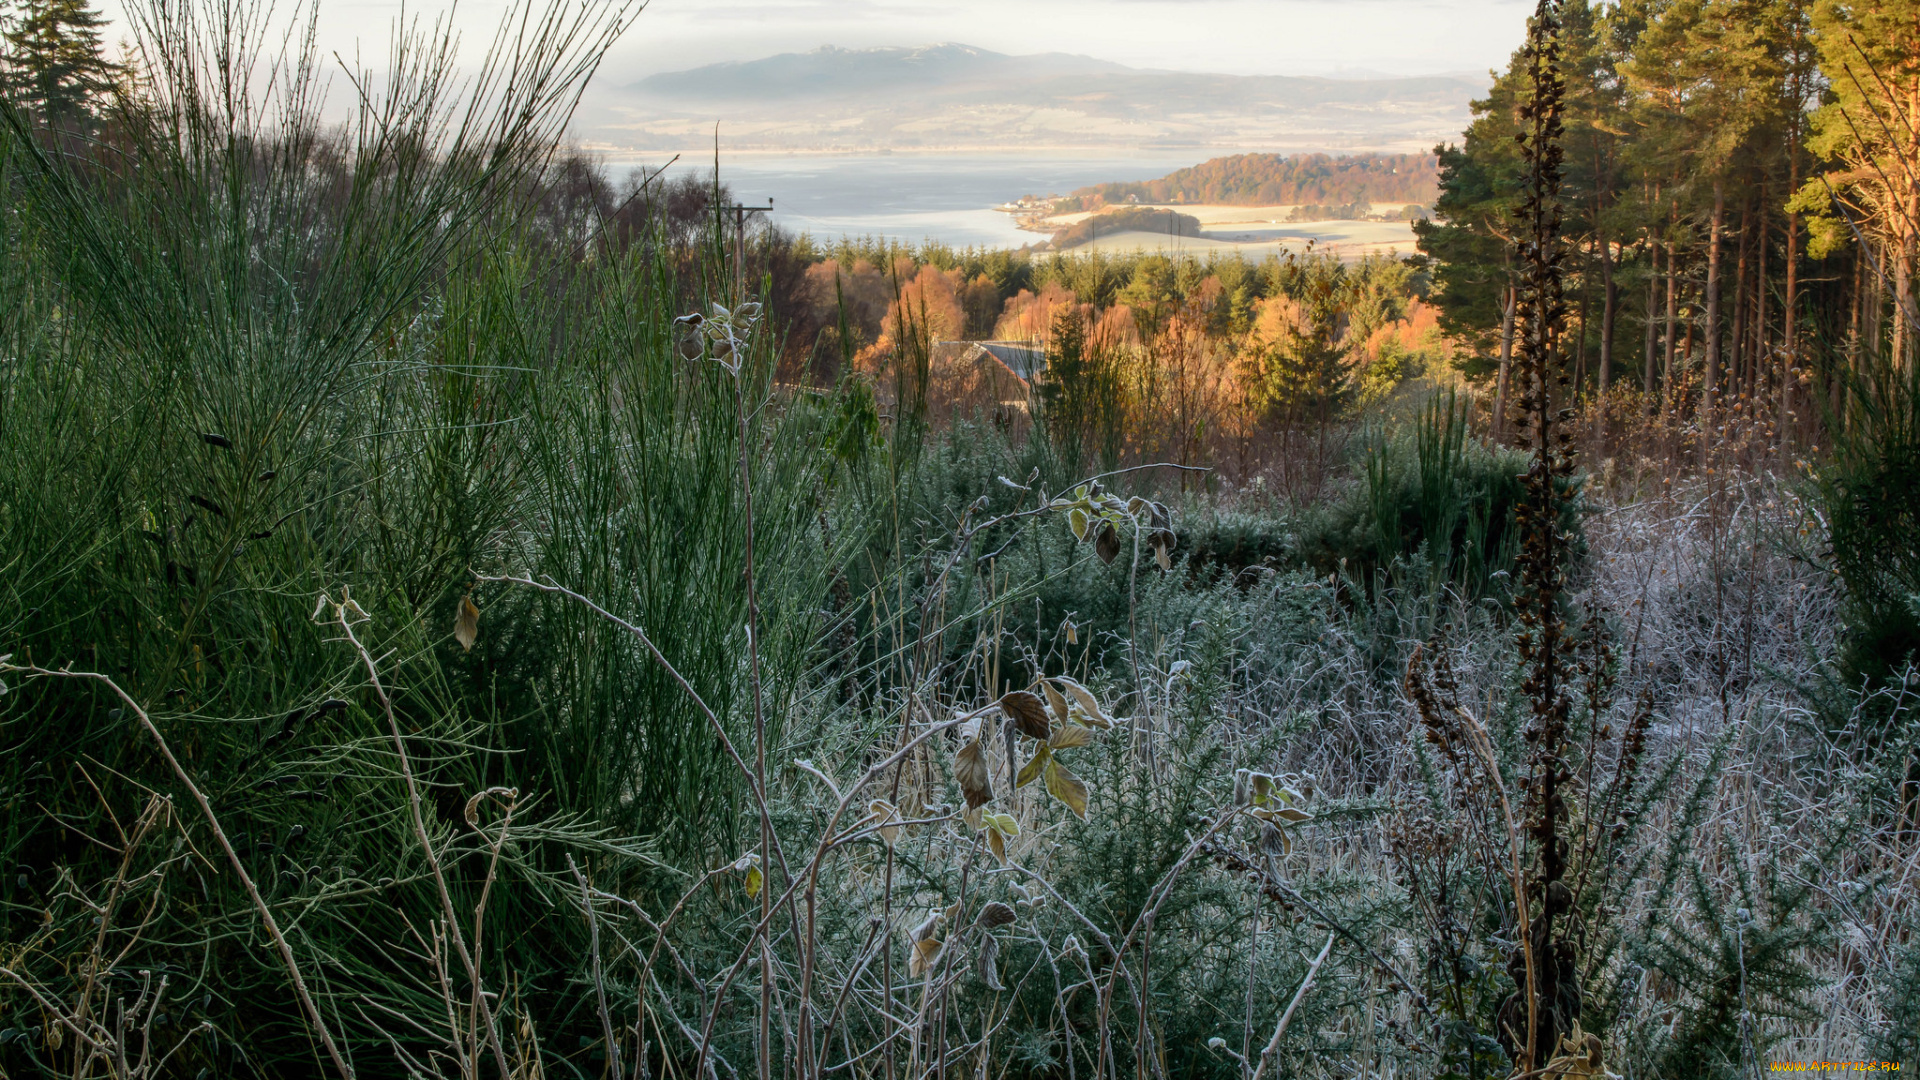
xmin=927 ymin=340 xmax=1045 ymax=418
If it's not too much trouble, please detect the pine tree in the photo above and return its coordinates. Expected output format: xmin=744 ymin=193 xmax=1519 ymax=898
xmin=4 ymin=0 xmax=117 ymax=122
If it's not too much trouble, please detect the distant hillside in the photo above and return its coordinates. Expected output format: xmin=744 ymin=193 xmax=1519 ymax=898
xmin=588 ymin=44 xmax=1485 ymax=154
xmin=1062 ymin=153 xmax=1440 ymax=209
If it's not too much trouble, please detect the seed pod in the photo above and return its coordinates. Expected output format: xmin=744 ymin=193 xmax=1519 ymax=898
xmin=201 ymin=433 xmax=232 ymax=449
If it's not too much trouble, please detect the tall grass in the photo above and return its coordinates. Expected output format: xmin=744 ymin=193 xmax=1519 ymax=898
xmin=0 ymin=0 xmax=859 ymax=1069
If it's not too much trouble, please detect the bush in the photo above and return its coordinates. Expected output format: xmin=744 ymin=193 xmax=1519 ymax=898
xmin=1819 ymin=361 xmax=1920 ymax=694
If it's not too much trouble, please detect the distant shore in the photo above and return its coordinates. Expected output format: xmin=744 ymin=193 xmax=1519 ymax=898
xmin=1016 ymin=203 xmax=1420 ymax=260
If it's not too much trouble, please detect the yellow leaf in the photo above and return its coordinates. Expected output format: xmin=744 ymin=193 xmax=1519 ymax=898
xmin=454 ymin=594 xmax=480 ymax=652
xmin=986 ymin=827 xmax=1006 ymax=864
xmin=868 ymin=799 xmax=902 ymax=846
xmin=1015 ymin=745 xmax=1050 ymax=789
xmin=744 ymin=865 xmax=762 ymax=899
xmin=908 ymin=938 xmax=942 ymax=978
xmin=1044 ymin=759 xmax=1089 ymax=819
xmin=1069 ymin=507 xmax=1090 ymax=542
xmin=983 ymin=812 xmax=1020 ymax=837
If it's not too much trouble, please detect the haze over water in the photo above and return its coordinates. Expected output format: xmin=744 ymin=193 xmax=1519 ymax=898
xmin=618 ymin=152 xmax=1209 ymax=249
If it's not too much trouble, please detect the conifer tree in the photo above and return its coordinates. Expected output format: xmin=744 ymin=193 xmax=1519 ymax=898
xmin=4 ymin=0 xmax=117 ymax=122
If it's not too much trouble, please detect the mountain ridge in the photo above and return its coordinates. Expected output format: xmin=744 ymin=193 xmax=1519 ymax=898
xmin=589 ymin=42 xmax=1486 ymax=154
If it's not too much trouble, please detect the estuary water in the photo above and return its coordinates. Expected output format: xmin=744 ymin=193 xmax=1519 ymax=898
xmin=611 ymin=151 xmax=1206 ymax=249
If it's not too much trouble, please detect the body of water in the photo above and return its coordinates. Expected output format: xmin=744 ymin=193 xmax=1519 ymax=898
xmin=609 ymin=151 xmax=1206 ymax=249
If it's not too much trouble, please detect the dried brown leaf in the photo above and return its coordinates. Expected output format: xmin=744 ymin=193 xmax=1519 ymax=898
xmin=908 ymin=938 xmax=942 ymax=978
xmin=1054 ymin=677 xmax=1111 ymax=728
xmin=974 ymin=901 xmax=1017 ymax=929
xmin=1041 ymin=680 xmax=1071 ymax=725
xmin=977 ymin=934 xmax=1004 ymax=990
xmin=953 ymin=738 xmax=993 ymax=810
xmin=454 ymin=594 xmax=481 ymax=652
xmin=1000 ymin=690 xmax=1050 ymax=741
xmin=1048 ymin=722 xmax=1093 ymax=750
xmin=1094 ymin=522 xmax=1121 ymax=564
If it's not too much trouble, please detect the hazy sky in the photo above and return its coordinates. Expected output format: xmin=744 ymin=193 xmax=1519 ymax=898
xmin=106 ymin=0 xmax=1534 ymax=85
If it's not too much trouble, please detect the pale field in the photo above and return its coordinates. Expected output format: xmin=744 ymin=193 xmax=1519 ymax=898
xmin=1018 ymin=203 xmax=1421 ymax=260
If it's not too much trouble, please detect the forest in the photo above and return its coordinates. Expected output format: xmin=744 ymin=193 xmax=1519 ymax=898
xmin=2 ymin=0 xmax=1919 ymax=1077
xmin=1055 ymin=153 xmax=1441 ymax=212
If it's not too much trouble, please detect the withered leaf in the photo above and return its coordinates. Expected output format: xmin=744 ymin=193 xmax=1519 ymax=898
xmin=1015 ymin=744 xmax=1050 ymax=789
xmin=953 ymin=738 xmax=993 ymax=810
xmin=868 ymin=799 xmax=903 ymax=847
xmin=1048 ymin=722 xmax=1093 ymax=750
xmin=1000 ymin=690 xmax=1050 ymax=741
xmin=977 ymin=934 xmax=1004 ymax=990
xmin=454 ymin=594 xmax=481 ymax=652
xmin=1041 ymin=680 xmax=1070 ymax=725
xmin=974 ymin=901 xmax=1017 ymax=929
xmin=1044 ymin=759 xmax=1090 ymax=819
xmin=908 ymin=938 xmax=942 ymax=978
xmin=1054 ymin=677 xmax=1112 ymax=728
xmin=986 ymin=827 xmax=1007 ymax=864
xmin=1260 ymin=821 xmax=1290 ymax=855
xmin=1094 ymin=522 xmax=1121 ymax=564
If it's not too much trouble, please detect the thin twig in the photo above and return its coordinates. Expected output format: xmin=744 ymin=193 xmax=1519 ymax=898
xmin=1248 ymin=933 xmax=1333 ymax=1080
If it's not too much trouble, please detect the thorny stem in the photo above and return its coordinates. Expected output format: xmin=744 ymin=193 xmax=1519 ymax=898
xmin=0 ymin=663 xmax=356 ymax=1080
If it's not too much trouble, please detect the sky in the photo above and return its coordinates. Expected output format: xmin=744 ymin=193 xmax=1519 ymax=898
xmin=102 ymin=0 xmax=1534 ymax=87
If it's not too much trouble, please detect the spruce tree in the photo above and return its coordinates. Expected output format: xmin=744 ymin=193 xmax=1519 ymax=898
xmin=4 ymin=0 xmax=117 ymax=122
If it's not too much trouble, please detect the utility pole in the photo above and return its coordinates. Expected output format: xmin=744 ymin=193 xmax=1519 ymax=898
xmin=723 ymin=199 xmax=774 ymax=302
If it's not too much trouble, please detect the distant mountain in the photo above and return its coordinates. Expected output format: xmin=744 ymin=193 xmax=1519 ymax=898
xmin=633 ymin=44 xmax=1129 ymax=101
xmin=585 ymin=43 xmax=1485 ymax=154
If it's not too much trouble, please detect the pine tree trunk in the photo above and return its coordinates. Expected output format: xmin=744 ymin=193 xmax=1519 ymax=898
xmin=1783 ymin=183 xmax=1800 ymax=448
xmin=1644 ymin=266 xmax=1658 ymax=400
xmin=1730 ymin=199 xmax=1751 ymax=409
xmin=1494 ymin=284 xmax=1517 ymax=438
xmin=1897 ymin=230 xmax=1913 ymax=374
xmin=1704 ymin=180 xmax=1725 ymax=429
xmin=1599 ymin=228 xmax=1615 ymax=396
xmin=1753 ymin=201 xmax=1768 ymax=403
xmin=1663 ymin=235 xmax=1679 ymax=409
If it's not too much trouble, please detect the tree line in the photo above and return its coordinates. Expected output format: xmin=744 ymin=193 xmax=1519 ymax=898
xmin=1416 ymin=0 xmax=1918 ymax=443
xmin=1058 ymin=152 xmax=1441 ymax=211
